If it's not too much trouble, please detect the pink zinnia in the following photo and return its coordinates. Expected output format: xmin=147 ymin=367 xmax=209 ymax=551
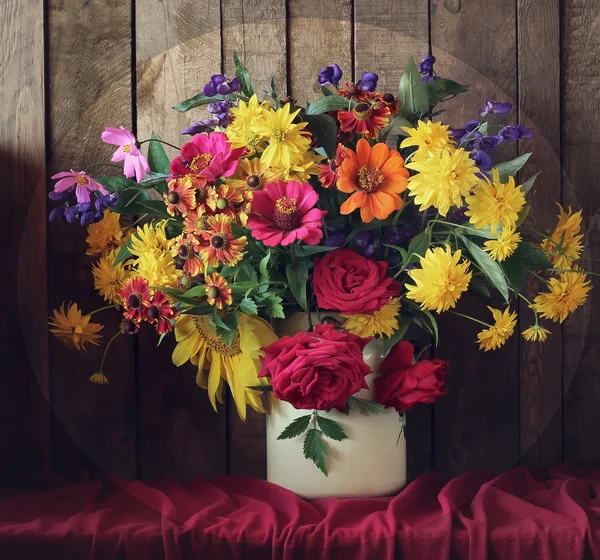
xmin=247 ymin=181 xmax=327 ymax=247
xmin=51 ymin=170 xmax=109 ymax=203
xmin=101 ymin=126 xmax=150 ymax=183
xmin=170 ymin=131 xmax=245 ymax=183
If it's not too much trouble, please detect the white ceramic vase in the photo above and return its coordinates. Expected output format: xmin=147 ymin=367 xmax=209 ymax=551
xmin=266 ymin=313 xmax=407 ymax=499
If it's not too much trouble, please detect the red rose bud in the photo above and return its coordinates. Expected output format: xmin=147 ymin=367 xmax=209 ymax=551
xmin=259 ymin=324 xmax=371 ymax=411
xmin=312 ymin=248 xmax=401 ymax=315
xmin=374 ymin=340 xmax=448 ymax=412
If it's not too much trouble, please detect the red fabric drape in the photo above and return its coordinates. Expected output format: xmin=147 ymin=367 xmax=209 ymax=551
xmin=0 ymin=465 xmax=599 ymax=559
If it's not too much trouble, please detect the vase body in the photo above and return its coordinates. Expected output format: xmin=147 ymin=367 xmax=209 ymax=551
xmin=266 ymin=312 xmax=406 ymax=499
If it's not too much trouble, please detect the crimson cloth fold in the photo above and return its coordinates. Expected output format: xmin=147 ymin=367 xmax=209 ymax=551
xmin=1 ymin=465 xmax=599 ymax=559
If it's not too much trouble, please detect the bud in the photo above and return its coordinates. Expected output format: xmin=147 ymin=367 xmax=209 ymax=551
xmin=207 ymin=286 xmax=220 ymax=299
xmin=167 ymin=191 xmax=180 ymax=204
xmin=382 ymin=93 xmax=395 ymax=103
xmin=216 ymin=197 xmax=229 ymax=210
xmin=121 ymin=319 xmax=139 ymax=334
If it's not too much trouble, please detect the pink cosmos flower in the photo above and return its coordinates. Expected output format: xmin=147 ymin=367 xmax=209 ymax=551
xmin=170 ymin=131 xmax=245 ymax=183
xmin=51 ymin=170 xmax=109 ymax=203
xmin=101 ymin=126 xmax=149 ymax=183
xmin=247 ymin=181 xmax=327 ymax=247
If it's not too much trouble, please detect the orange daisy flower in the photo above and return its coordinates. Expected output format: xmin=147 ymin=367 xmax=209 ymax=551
xmin=337 ymin=139 xmax=410 ymax=223
xmin=337 ymin=102 xmax=391 ymax=138
xmin=172 ymin=234 xmax=204 ymax=277
xmin=198 ymin=214 xmax=247 ymax=267
xmin=204 ymin=273 xmax=233 ymax=310
xmin=164 ymin=176 xmax=197 ymax=217
xmin=183 ymin=208 xmax=210 ymax=237
xmin=192 ymin=176 xmax=219 ymax=214
xmin=379 ymin=92 xmax=402 ymax=115
xmin=214 ymin=184 xmax=246 ymax=219
xmin=338 ymin=82 xmax=371 ymax=103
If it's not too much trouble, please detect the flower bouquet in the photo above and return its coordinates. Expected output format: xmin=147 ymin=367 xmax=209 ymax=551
xmin=48 ymin=54 xmax=590 ymax=493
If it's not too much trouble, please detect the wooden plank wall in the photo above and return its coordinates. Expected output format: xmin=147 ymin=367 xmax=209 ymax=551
xmin=1 ymin=0 xmax=599 ymax=481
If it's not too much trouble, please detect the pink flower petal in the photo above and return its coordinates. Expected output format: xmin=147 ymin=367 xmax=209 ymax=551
xmin=111 ymin=147 xmax=126 ymax=163
xmin=123 ymin=156 xmax=136 ymax=180
xmin=75 ymin=183 xmax=91 ymax=203
xmin=88 ymin=178 xmax=109 ymax=195
xmin=280 ymin=231 xmax=298 ymax=246
xmin=300 ymin=208 xmax=327 ymax=224
xmin=51 ymin=170 xmax=76 ymax=180
xmin=249 ymin=192 xmax=275 ymax=218
xmin=192 ymin=133 xmax=212 ymax=154
xmin=102 ymin=127 xmax=135 ymax=146
xmin=53 ymin=176 xmax=77 ymax=192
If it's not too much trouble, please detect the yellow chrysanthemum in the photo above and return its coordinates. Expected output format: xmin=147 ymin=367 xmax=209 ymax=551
xmin=477 ymin=307 xmax=517 ymax=351
xmin=172 ymin=313 xmax=278 ymax=420
xmin=86 ymin=210 xmax=124 ymax=256
xmin=226 ymin=94 xmax=271 ymax=154
xmin=342 ymin=298 xmax=401 ymax=339
xmin=521 ymin=324 xmax=551 ymax=342
xmin=465 ymin=168 xmax=526 ymax=232
xmin=134 ymin=250 xmax=180 ymax=289
xmin=400 ymin=120 xmax=453 ymax=160
xmin=226 ymin=156 xmax=278 ymax=191
xmin=92 ymin=249 xmax=132 ymax=305
xmin=271 ymin=151 xmax=324 ymax=183
xmin=406 ymin=246 xmax=472 ymax=313
xmin=129 ymin=221 xmax=172 ymax=257
xmin=532 ymin=268 xmax=591 ymax=323
xmin=406 ymin=147 xmax=481 ymax=217
xmin=89 ymin=372 xmax=109 ymax=385
xmin=253 ymin=103 xmax=312 ymax=169
xmin=483 ymin=229 xmax=522 ymax=262
xmin=48 ymin=302 xmax=103 ymax=351
xmin=539 ymin=205 xmax=584 ymax=269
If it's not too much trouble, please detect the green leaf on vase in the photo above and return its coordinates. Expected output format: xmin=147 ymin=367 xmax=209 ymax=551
xmin=347 ymin=397 xmax=387 ymax=416
xmin=316 ymin=416 xmax=348 ymax=441
xmin=277 ymin=414 xmax=311 ymax=440
xmin=303 ymin=428 xmax=329 ymax=476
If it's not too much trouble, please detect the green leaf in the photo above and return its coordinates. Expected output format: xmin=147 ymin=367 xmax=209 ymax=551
xmin=265 ymin=295 xmax=285 ymax=319
xmin=316 ymin=416 xmax=348 ymax=441
xmin=405 ymin=301 xmax=440 ymax=345
xmin=511 ymin=241 xmax=552 ymax=270
xmin=492 ymin=153 xmax=532 ymax=182
xmin=407 ymin=230 xmax=431 ymax=261
xmin=259 ymin=250 xmax=271 ymax=280
xmin=286 ymin=261 xmax=309 ymax=311
xmin=96 ymin=176 xmax=136 ymax=193
xmin=239 ymin=296 xmax=258 ymax=315
xmin=113 ymin=235 xmax=135 ymax=265
xmin=173 ymin=92 xmax=229 ymax=113
xmin=320 ymin=86 xmax=334 ymax=96
xmin=520 ymin=172 xmax=540 ymax=196
xmin=459 ymin=235 xmax=510 ymax=302
xmin=380 ymin=115 xmax=414 ymax=141
xmin=398 ymin=57 xmax=430 ymax=117
xmin=215 ymin=311 xmax=239 ymax=346
xmin=381 ymin=314 xmax=412 ymax=354
xmin=111 ymin=188 xmax=152 ymax=214
xmin=277 ymin=415 xmax=311 ymax=440
xmin=147 ymin=133 xmax=171 ymax=175
xmin=295 ymin=245 xmax=338 ymax=257
xmin=501 ymin=257 xmax=527 ymax=293
xmin=515 ymin=206 xmax=530 ymax=229
xmin=456 ymin=224 xmax=496 ymax=240
xmin=303 ymin=428 xmax=328 ymax=476
xmin=470 ymin=275 xmax=492 ymax=299
xmin=347 ymin=397 xmax=387 ymax=416
xmin=270 ymin=76 xmax=279 ymax=102
xmin=182 ymin=285 xmax=207 ymax=298
xmin=247 ymin=384 xmax=273 ymax=392
xmin=302 ymin=113 xmax=338 ymax=158
xmin=136 ymin=200 xmax=171 ymax=217
xmin=233 ymin=51 xmax=254 ymax=97
xmin=306 ymin=95 xmax=352 ymax=115
xmin=165 ymin=220 xmax=183 ymax=239
xmin=230 ymin=280 xmax=260 ymax=293
xmin=425 ymin=78 xmax=468 ymax=105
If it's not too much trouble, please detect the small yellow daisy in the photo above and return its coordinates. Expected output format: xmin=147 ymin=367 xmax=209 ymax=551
xmin=521 ymin=324 xmax=551 ymax=342
xmin=484 ymin=228 xmax=522 ymax=261
xmin=477 ymin=307 xmax=517 ymax=351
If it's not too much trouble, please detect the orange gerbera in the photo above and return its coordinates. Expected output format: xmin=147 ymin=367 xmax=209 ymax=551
xmin=204 ymin=273 xmax=233 ymax=309
xmin=164 ymin=176 xmax=197 ymax=217
xmin=337 ymin=102 xmax=391 ymax=138
xmin=337 ymin=139 xmax=409 ymax=223
xmin=198 ymin=214 xmax=247 ymax=267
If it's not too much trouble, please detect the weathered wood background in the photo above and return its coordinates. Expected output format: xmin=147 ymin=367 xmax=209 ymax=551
xmin=2 ymin=0 xmax=598 ymax=481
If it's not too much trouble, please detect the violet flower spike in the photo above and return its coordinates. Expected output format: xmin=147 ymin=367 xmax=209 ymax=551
xmin=357 ymin=72 xmax=378 ymax=92
xmin=317 ymin=64 xmax=343 ymax=87
xmin=479 ymin=100 xmax=513 ymax=117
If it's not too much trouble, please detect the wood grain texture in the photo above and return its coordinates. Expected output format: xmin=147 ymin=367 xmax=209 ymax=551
xmin=0 ymin=0 xmax=49 ymax=474
xmin=47 ymin=0 xmax=136 ymax=477
xmin=517 ymin=0 xmax=562 ymax=469
xmin=562 ymin=0 xmax=600 ymax=463
xmin=136 ymin=0 xmax=227 ymax=479
xmin=288 ymin=0 xmax=352 ymax=102
xmin=431 ymin=0 xmax=520 ymax=476
xmin=222 ymin=0 xmax=287 ymax=99
xmin=354 ymin=0 xmax=431 ymax=478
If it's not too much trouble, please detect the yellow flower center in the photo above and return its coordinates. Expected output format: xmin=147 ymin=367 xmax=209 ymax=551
xmin=270 ymin=129 xmax=285 ymax=143
xmin=192 ymin=316 xmax=241 ymax=357
xmin=358 ymin=166 xmax=384 ymax=192
xmin=190 ymin=153 xmax=213 ymax=172
xmin=74 ymin=325 xmax=84 ymax=334
xmin=194 ymin=216 xmax=208 ymax=231
xmin=76 ymin=176 xmax=88 ymax=186
xmin=274 ymin=197 xmax=298 ymax=231
xmin=123 ymin=144 xmax=131 ymax=154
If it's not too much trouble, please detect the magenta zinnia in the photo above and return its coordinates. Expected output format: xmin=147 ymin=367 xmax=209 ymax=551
xmin=247 ymin=181 xmax=327 ymax=246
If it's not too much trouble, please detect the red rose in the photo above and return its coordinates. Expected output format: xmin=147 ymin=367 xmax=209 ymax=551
xmin=312 ymin=249 xmax=401 ymax=315
xmin=374 ymin=340 xmax=448 ymax=411
xmin=259 ymin=325 xmax=371 ymax=411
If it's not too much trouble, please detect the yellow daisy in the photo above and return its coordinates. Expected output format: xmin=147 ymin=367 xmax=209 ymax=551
xmin=342 ymin=298 xmax=401 ymax=338
xmin=477 ymin=307 xmax=517 ymax=351
xmin=253 ymin=103 xmax=312 ymax=169
xmin=406 ymin=246 xmax=472 ymax=313
xmin=483 ymin=228 xmax=522 ymax=261
xmin=465 ymin=168 xmax=526 ymax=232
xmin=539 ymin=205 xmax=584 ymax=269
xmin=521 ymin=324 xmax=551 ymax=342
xmin=226 ymin=94 xmax=270 ymax=155
xmin=172 ymin=313 xmax=278 ymax=420
xmin=226 ymin=156 xmax=278 ymax=191
xmin=406 ymin=147 xmax=481 ymax=217
xmin=92 ymin=249 xmax=131 ymax=305
xmin=400 ymin=120 xmax=453 ymax=160
xmin=532 ymin=268 xmax=591 ymax=323
xmin=49 ymin=302 xmax=103 ymax=351
xmin=86 ymin=210 xmax=124 ymax=256
xmin=271 ymin=151 xmax=324 ymax=183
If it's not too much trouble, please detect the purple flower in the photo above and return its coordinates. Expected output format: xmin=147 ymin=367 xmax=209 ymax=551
xmin=207 ymin=100 xmax=233 ymax=114
xmin=202 ymin=74 xmax=241 ymax=97
xmin=64 ymin=206 xmax=80 ymax=224
xmin=419 ymin=55 xmax=436 ymax=75
xmin=325 ymin=233 xmax=346 ymax=247
xmin=385 ymin=226 xmax=401 ymax=246
xmin=354 ymin=231 xmax=372 ymax=249
xmin=470 ymin=149 xmax=493 ymax=172
xmin=448 ymin=207 xmax=469 ymax=225
xmin=499 ymin=124 xmax=534 ymax=142
xmin=214 ymin=112 xmax=233 ymax=127
xmin=479 ymin=100 xmax=513 ymax=117
xmin=357 ymin=72 xmax=378 ymax=92
xmin=318 ymin=64 xmax=343 ymax=87
xmin=181 ymin=119 xmax=219 ymax=136
xmin=49 ymin=206 xmax=66 ymax=223
xmin=478 ymin=135 xmax=504 ymax=151
xmin=421 ymin=75 xmax=439 ymax=84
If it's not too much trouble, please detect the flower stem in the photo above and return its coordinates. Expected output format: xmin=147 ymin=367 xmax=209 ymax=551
xmin=138 ymin=138 xmax=181 ymax=151
xmin=88 ymin=304 xmax=118 ymax=317
xmin=123 ymin=213 xmax=149 ymax=232
xmin=98 ymin=331 xmax=122 ymax=373
xmin=449 ymin=311 xmax=491 ymax=328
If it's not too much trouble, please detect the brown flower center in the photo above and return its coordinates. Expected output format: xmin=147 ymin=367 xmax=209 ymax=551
xmin=195 ymin=186 xmax=208 ymax=205
xmin=353 ymin=103 xmax=373 ymax=121
xmin=189 ymin=153 xmax=213 ymax=172
xmin=382 ymin=93 xmax=395 ymax=103
xmin=178 ymin=243 xmax=194 ymax=259
xmin=246 ymin=174 xmax=261 ymax=189
xmin=167 ymin=191 xmax=180 ymax=204
xmin=127 ymin=294 xmax=141 ymax=308
xmin=147 ymin=305 xmax=160 ymax=319
xmin=273 ymin=197 xmax=298 ymax=232
xmin=357 ymin=166 xmax=384 ymax=193
xmin=210 ymin=234 xmax=227 ymax=249
xmin=192 ymin=316 xmax=241 ymax=357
